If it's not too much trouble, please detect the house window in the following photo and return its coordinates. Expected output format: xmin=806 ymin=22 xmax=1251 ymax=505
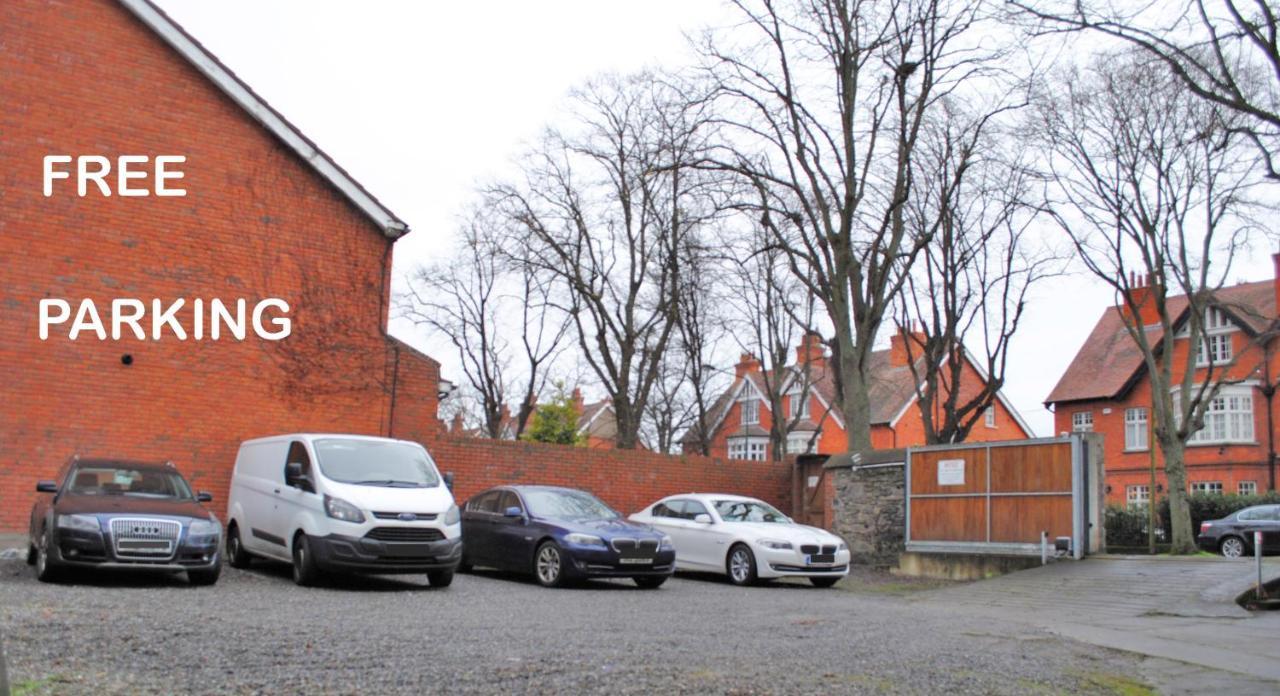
xmin=1189 ymin=481 xmax=1224 ymax=495
xmin=1195 ymin=334 xmax=1232 ymax=367
xmin=1239 ymin=480 xmax=1257 ymax=496
xmin=728 ymin=438 xmax=768 ymax=461
xmin=1204 ymin=307 xmax=1230 ymax=331
xmin=1124 ymin=408 xmax=1148 ymax=451
xmin=740 ymin=399 xmax=759 ymax=425
xmin=1187 ymin=390 xmax=1254 ymax=444
xmin=785 ymin=432 xmax=816 ymax=455
xmin=787 ymin=390 xmax=810 ymax=420
xmin=984 ymin=406 xmax=996 ymax=429
xmin=1126 ymin=485 xmax=1150 ymax=507
xmin=1072 ymin=411 xmax=1093 ymax=432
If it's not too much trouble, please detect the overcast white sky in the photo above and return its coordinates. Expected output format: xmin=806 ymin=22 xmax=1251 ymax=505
xmin=157 ymin=1 xmax=1276 ymax=437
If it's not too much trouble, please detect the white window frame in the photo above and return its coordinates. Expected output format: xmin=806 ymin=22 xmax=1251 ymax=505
xmin=1238 ymin=480 xmax=1257 ymax=496
xmin=1072 ymin=411 xmax=1093 ymax=432
xmin=1195 ymin=333 xmax=1232 ymax=367
xmin=1185 ymin=387 xmax=1255 ymax=445
xmin=728 ymin=437 xmax=769 ymax=461
xmin=740 ymin=398 xmax=759 ymax=425
xmin=787 ymin=388 xmax=811 ymax=420
xmin=1124 ymin=407 xmax=1148 ymax=451
xmin=1189 ymin=481 xmax=1224 ymax=494
xmin=1126 ymin=484 xmax=1150 ymax=507
xmin=984 ymin=405 xmax=996 ymax=429
xmin=785 ymin=431 xmax=817 ymax=455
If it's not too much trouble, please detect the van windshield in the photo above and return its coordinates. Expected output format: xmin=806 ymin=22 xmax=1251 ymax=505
xmin=314 ymin=439 xmax=440 ymax=488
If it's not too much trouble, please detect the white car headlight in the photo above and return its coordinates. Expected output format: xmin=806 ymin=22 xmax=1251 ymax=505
xmin=56 ymin=514 xmax=99 ymax=533
xmin=324 ymin=495 xmax=366 ymax=523
xmin=837 ymin=541 xmax=848 ymax=552
xmin=759 ymin=539 xmax=793 ymax=550
xmin=565 ymin=533 xmax=606 ymax=547
xmin=189 ymin=518 xmax=221 ymax=537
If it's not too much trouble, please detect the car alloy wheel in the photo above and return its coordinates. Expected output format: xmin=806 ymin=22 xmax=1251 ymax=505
xmin=1221 ymin=536 xmax=1246 ymax=558
xmin=535 ymin=542 xmax=563 ymax=587
xmin=36 ymin=528 xmax=59 ymax=583
xmin=728 ymin=545 xmax=756 ymax=586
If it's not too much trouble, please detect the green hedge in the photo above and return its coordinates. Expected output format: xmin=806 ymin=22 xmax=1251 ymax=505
xmin=1105 ymin=492 xmax=1280 ymax=549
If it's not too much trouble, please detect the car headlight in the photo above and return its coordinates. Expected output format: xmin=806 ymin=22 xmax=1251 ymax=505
xmin=443 ymin=504 xmax=460 ymax=526
xmin=565 ymin=532 xmax=606 ymax=547
xmin=759 ymin=539 xmax=793 ymax=550
xmin=837 ymin=541 xmax=848 ymax=552
xmin=56 ymin=514 xmax=99 ymax=533
xmin=659 ymin=534 xmax=674 ymax=551
xmin=189 ymin=518 xmax=221 ymax=537
xmin=324 ymin=495 xmax=365 ymax=523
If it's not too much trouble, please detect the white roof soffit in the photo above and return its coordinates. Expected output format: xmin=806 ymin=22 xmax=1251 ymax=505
xmin=118 ymin=0 xmax=410 ymax=239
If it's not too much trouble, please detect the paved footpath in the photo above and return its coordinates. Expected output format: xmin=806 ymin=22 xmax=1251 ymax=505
xmin=917 ymin=555 xmax=1280 ymax=694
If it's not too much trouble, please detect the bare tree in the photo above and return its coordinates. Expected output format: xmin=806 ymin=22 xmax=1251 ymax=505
xmin=491 ymin=73 xmax=723 ymax=449
xmin=896 ymin=99 xmax=1058 ymax=443
xmin=673 ymin=227 xmax=726 ymax=455
xmin=1011 ymin=0 xmax=1280 ymax=180
xmin=699 ymin=0 xmax=1021 ymax=451
xmin=399 ymin=208 xmax=567 ymax=440
xmin=1033 ymin=50 xmax=1263 ymax=553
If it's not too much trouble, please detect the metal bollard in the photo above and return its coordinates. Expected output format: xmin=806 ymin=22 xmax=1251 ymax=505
xmin=1041 ymin=531 xmax=1048 ymax=566
xmin=1256 ymin=530 xmax=1265 ymax=600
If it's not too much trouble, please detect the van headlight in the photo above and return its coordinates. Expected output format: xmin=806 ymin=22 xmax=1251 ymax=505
xmin=758 ymin=539 xmax=793 ymax=550
xmin=443 ymin=504 xmax=460 ymax=525
xmin=324 ymin=495 xmax=365 ymax=523
xmin=56 ymin=514 xmax=99 ymax=533
xmin=189 ymin=518 xmax=221 ymax=537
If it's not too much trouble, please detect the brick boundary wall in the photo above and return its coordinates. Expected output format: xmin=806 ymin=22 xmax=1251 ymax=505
xmin=426 ymin=436 xmax=795 ymax=517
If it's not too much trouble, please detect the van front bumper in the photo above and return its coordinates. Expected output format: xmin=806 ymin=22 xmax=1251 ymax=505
xmin=309 ymin=533 xmax=462 ymax=574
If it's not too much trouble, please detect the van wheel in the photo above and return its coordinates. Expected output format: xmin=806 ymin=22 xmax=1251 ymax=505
xmin=291 ymin=533 xmax=320 ymax=586
xmin=226 ymin=524 xmax=253 ymax=569
xmin=427 ymin=569 xmax=454 ymax=588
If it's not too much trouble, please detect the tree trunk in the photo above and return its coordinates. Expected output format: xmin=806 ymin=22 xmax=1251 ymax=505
xmin=1159 ymin=435 xmax=1196 ymax=554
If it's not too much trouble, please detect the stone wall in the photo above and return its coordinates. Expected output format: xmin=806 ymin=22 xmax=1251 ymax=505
xmin=829 ymin=461 xmax=906 ymax=567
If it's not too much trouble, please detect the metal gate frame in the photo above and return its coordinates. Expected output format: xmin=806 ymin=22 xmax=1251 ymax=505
xmin=904 ymin=434 xmax=1088 ymax=559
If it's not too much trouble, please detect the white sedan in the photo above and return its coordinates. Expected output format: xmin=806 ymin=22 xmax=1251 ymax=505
xmin=629 ymin=493 xmax=850 ymax=587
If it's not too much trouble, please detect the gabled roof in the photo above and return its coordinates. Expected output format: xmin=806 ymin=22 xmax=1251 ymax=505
xmin=577 ymin=399 xmax=616 ymax=441
xmin=1045 ymin=280 xmax=1276 ymax=405
xmin=118 ymin=0 xmax=409 ymax=238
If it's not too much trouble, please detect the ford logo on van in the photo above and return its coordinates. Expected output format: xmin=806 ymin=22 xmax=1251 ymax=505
xmin=398 ymin=513 xmax=417 ymax=522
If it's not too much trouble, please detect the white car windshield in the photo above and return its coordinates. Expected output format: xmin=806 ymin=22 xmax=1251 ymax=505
xmin=714 ymin=500 xmax=789 ymax=523
xmin=314 ymin=439 xmax=440 ymax=488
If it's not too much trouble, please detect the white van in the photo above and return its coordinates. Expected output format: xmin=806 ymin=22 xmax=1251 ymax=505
xmin=224 ymin=434 xmax=461 ymax=587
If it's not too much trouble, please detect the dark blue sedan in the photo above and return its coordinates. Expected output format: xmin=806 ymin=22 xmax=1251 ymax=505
xmin=459 ymin=485 xmax=675 ymax=588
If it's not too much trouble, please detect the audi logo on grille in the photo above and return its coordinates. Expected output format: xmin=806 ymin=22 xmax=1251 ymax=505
xmin=133 ymin=525 xmax=161 ymax=535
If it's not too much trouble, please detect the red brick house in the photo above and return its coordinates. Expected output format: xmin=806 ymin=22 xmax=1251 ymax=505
xmin=684 ymin=333 xmax=1032 ymax=459
xmin=0 ymin=0 xmax=442 ymax=530
xmin=1045 ymin=264 xmax=1280 ymax=506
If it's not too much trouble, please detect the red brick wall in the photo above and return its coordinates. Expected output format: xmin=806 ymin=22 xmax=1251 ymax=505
xmin=0 ymin=0 xmax=437 ymax=530
xmin=428 ymin=436 xmax=795 ymax=516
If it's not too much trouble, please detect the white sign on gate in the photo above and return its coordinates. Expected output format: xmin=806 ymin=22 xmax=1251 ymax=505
xmin=937 ymin=459 xmax=965 ymax=486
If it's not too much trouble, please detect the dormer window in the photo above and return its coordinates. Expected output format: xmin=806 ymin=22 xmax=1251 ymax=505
xmin=1195 ymin=334 xmax=1232 ymax=367
xmin=740 ymin=399 xmax=759 ymax=425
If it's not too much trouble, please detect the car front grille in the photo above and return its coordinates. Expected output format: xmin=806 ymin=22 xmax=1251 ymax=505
xmin=365 ymin=527 xmax=445 ymax=542
xmin=800 ymin=544 xmax=837 ymax=555
xmin=109 ymin=517 xmax=181 ymax=560
xmin=371 ymin=511 xmax=439 ymax=521
xmin=610 ymin=538 xmax=659 ymax=553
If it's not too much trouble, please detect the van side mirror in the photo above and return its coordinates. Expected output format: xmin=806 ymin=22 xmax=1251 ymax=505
xmin=285 ymin=461 xmax=311 ymax=491
xmin=443 ymin=472 xmax=454 ymax=491
xmin=694 ymin=513 xmax=713 ymax=524
xmin=196 ymin=491 xmax=213 ymax=503
xmin=36 ymin=480 xmax=57 ymax=493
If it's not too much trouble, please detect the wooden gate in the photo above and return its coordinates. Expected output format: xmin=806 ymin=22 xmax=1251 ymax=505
xmin=906 ymin=436 xmax=1091 ymax=558
xmin=793 ymin=454 xmax=830 ymax=529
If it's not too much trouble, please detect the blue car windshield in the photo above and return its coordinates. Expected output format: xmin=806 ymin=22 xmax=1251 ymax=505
xmin=68 ymin=466 xmax=194 ymax=500
xmin=523 ymin=490 xmax=618 ymax=521
xmin=314 ymin=439 xmax=440 ymax=488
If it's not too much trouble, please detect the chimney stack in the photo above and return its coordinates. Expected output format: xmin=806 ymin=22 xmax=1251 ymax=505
xmin=889 ymin=326 xmax=927 ymax=368
xmin=450 ymin=411 xmax=465 ymax=434
xmin=1122 ymin=272 xmax=1162 ymax=326
xmin=794 ymin=331 xmax=825 ymax=368
xmin=571 ymin=387 xmax=585 ymax=415
xmin=734 ymin=352 xmax=759 ymax=379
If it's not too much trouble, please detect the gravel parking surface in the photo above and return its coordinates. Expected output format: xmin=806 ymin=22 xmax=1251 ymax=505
xmin=0 ymin=558 xmax=1152 ymax=694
